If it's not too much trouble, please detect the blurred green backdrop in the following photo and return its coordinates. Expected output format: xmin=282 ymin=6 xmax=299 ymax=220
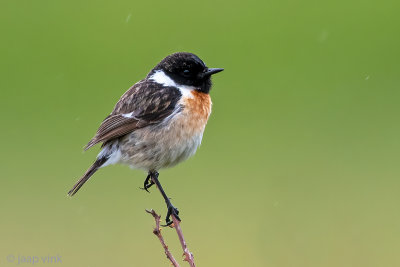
xmin=1 ymin=0 xmax=400 ymax=266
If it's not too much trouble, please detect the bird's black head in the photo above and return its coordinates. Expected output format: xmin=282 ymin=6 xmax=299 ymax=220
xmin=149 ymin=52 xmax=223 ymax=94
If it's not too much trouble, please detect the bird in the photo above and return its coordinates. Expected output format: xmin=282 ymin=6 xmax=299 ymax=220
xmin=68 ymin=52 xmax=223 ymax=225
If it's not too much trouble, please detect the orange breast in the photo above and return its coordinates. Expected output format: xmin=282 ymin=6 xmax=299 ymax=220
xmin=182 ymin=91 xmax=212 ymax=133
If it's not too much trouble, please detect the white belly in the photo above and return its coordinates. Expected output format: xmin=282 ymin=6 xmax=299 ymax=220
xmin=117 ymin=112 xmax=206 ymax=171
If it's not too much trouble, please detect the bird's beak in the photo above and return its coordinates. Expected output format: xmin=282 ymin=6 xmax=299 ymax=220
xmin=202 ymin=68 xmax=224 ymax=78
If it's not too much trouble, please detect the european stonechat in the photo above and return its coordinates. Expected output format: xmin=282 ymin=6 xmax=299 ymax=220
xmin=68 ymin=52 xmax=223 ymax=225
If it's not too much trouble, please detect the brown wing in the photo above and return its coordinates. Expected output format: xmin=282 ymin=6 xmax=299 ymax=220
xmin=84 ymin=81 xmax=182 ymax=150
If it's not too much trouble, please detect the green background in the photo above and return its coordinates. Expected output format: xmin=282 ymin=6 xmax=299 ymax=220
xmin=1 ymin=0 xmax=400 ymax=266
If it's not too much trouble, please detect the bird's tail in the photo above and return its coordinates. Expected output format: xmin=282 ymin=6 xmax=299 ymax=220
xmin=68 ymin=157 xmax=108 ymax=196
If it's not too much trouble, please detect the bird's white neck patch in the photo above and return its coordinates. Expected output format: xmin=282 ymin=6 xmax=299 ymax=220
xmin=149 ymin=70 xmax=176 ymax=87
xmin=149 ymin=70 xmax=195 ymax=98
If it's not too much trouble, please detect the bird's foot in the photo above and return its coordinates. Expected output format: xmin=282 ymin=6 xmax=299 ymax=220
xmin=140 ymin=173 xmax=155 ymax=193
xmin=162 ymin=202 xmax=181 ymax=227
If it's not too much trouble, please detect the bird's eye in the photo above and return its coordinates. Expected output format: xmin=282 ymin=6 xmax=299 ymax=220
xmin=182 ymin=69 xmax=191 ymax=76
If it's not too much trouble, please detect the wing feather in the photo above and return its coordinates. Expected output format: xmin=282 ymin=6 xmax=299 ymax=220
xmin=84 ymin=81 xmax=182 ymax=150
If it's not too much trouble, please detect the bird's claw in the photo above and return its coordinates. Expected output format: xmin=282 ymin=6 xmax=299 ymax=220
xmin=162 ymin=204 xmax=181 ymax=227
xmin=140 ymin=174 xmax=155 ymax=193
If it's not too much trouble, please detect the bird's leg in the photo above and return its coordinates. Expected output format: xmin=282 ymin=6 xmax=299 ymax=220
xmin=150 ymin=171 xmax=181 ymax=226
xmin=140 ymin=172 xmax=155 ymax=193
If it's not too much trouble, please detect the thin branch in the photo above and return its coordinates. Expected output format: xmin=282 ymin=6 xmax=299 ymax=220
xmin=148 ymin=174 xmax=196 ymax=267
xmin=171 ymin=215 xmax=196 ymax=267
xmin=146 ymin=209 xmax=180 ymax=267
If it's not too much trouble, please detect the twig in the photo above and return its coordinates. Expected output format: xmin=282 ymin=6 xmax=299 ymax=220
xmin=171 ymin=215 xmax=196 ymax=267
xmin=146 ymin=209 xmax=180 ymax=267
xmin=148 ymin=174 xmax=196 ymax=266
